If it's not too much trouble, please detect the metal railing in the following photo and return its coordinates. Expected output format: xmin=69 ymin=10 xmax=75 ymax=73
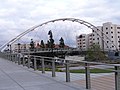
xmin=0 ymin=52 xmax=120 ymax=90
xmin=12 ymin=48 xmax=79 ymax=53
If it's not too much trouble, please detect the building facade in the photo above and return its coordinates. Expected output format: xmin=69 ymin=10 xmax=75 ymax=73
xmin=11 ymin=43 xmax=30 ymax=52
xmin=76 ymin=22 xmax=120 ymax=51
xmin=76 ymin=34 xmax=89 ymax=50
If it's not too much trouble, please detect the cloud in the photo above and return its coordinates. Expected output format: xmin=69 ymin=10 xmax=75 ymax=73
xmin=0 ymin=0 xmax=120 ymax=47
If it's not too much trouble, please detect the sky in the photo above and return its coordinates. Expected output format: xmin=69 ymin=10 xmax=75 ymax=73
xmin=0 ymin=0 xmax=120 ymax=47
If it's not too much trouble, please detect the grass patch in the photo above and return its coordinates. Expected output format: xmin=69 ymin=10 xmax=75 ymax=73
xmin=38 ymin=68 xmax=113 ymax=73
xmin=38 ymin=68 xmax=63 ymax=72
xmin=70 ymin=68 xmax=112 ymax=73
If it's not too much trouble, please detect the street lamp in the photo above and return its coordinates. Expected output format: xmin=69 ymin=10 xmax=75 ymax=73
xmin=7 ymin=44 xmax=12 ymax=53
xmin=7 ymin=44 xmax=9 ymax=52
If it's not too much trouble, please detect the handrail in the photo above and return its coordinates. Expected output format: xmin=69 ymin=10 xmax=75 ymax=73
xmin=1 ymin=52 xmax=120 ymax=90
xmin=29 ymin=54 xmax=120 ymax=67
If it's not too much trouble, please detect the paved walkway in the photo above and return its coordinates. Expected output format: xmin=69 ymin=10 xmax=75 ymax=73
xmin=0 ymin=58 xmax=86 ymax=90
xmin=0 ymin=58 xmax=115 ymax=90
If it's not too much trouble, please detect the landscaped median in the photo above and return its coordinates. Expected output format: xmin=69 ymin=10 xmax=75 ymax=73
xmin=69 ymin=68 xmax=113 ymax=73
xmin=38 ymin=67 xmax=113 ymax=73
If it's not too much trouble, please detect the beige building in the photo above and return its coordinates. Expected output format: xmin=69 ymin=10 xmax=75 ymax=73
xmin=76 ymin=22 xmax=120 ymax=51
xmin=11 ymin=43 xmax=30 ymax=52
xmin=76 ymin=34 xmax=89 ymax=50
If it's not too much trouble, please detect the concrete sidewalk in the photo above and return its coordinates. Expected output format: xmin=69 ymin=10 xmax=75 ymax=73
xmin=0 ymin=58 xmax=86 ymax=90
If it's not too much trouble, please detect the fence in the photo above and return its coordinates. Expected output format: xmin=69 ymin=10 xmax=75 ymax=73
xmin=0 ymin=52 xmax=120 ymax=90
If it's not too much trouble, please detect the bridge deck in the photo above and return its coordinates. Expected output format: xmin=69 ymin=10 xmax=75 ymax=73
xmin=0 ymin=58 xmax=86 ymax=90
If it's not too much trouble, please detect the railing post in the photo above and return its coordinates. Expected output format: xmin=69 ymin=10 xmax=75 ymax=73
xmin=8 ymin=54 xmax=10 ymax=60
xmin=10 ymin=54 xmax=12 ymax=61
xmin=34 ymin=57 xmax=37 ymax=70
xmin=27 ymin=55 xmax=30 ymax=68
xmin=9 ymin=54 xmax=11 ymax=61
xmin=85 ymin=63 xmax=91 ymax=89
xmin=10 ymin=54 xmax=11 ymax=61
xmin=18 ymin=54 xmax=21 ymax=65
xmin=8 ymin=54 xmax=9 ymax=60
xmin=6 ymin=54 xmax=8 ymax=59
xmin=52 ymin=59 xmax=56 ymax=77
xmin=42 ymin=58 xmax=45 ymax=73
xmin=12 ymin=54 xmax=14 ymax=62
xmin=15 ymin=54 xmax=17 ymax=63
xmin=23 ymin=55 xmax=25 ymax=66
xmin=115 ymin=66 xmax=120 ymax=90
xmin=65 ymin=60 xmax=70 ymax=82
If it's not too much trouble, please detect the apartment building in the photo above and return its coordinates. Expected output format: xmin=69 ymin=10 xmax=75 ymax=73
xmin=76 ymin=34 xmax=88 ymax=50
xmin=11 ymin=43 xmax=30 ymax=52
xmin=76 ymin=22 xmax=120 ymax=51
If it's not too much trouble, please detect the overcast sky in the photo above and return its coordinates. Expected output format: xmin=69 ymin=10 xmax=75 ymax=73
xmin=0 ymin=0 xmax=120 ymax=46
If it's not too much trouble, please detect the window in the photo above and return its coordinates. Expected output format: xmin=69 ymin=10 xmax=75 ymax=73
xmin=118 ymin=36 xmax=120 ymax=38
xmin=98 ymin=42 xmax=99 ymax=44
xmin=117 ymin=27 xmax=120 ymax=29
xmin=111 ymin=36 xmax=113 ymax=38
xmin=118 ymin=32 xmax=120 ymax=33
xmin=111 ymin=31 xmax=113 ymax=33
xmin=107 ymin=41 xmax=109 ymax=43
xmin=106 ymin=27 xmax=108 ymax=30
xmin=83 ymin=36 xmax=85 ymax=38
xmin=97 ymin=38 xmax=99 ymax=40
xmin=79 ymin=35 xmax=82 ymax=38
xmin=111 ymin=27 xmax=113 ymax=29
xmin=93 ymin=30 xmax=94 ymax=32
xmin=106 ymin=32 xmax=108 ymax=34
xmin=90 ymin=38 xmax=92 ymax=40
xmin=112 ymin=46 xmax=114 ymax=47
xmin=93 ymin=38 xmax=95 ymax=40
xmin=93 ymin=34 xmax=94 ymax=36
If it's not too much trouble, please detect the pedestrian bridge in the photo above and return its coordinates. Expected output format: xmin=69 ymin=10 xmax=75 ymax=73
xmin=0 ymin=52 xmax=120 ymax=90
xmin=0 ymin=57 xmax=87 ymax=90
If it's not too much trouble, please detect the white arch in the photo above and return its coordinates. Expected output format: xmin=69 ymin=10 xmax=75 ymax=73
xmin=0 ymin=18 xmax=117 ymax=51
